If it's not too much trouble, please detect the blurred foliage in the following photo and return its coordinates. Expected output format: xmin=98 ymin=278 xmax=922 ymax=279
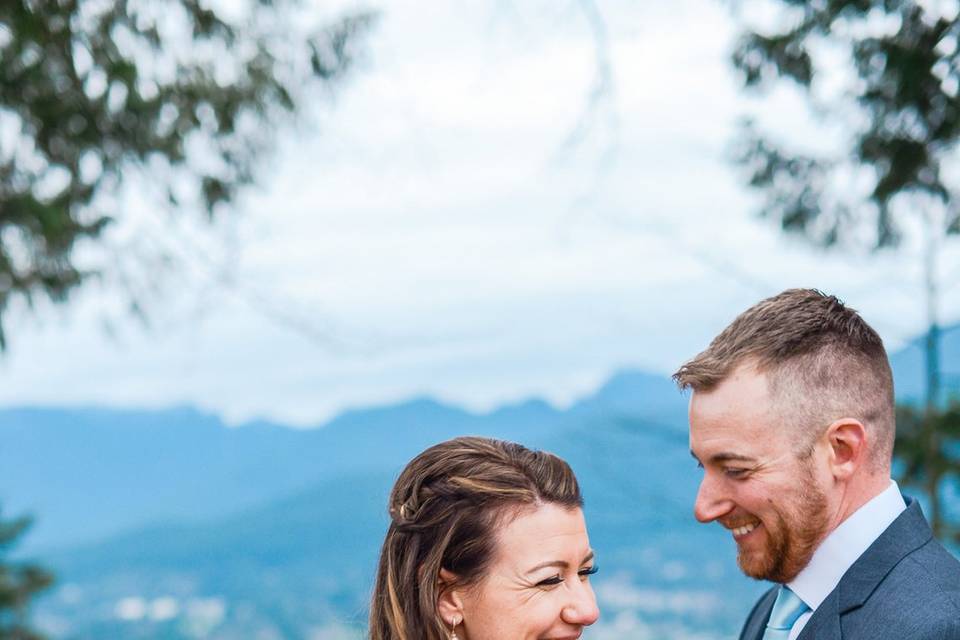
xmin=0 ymin=509 xmax=52 ymax=640
xmin=730 ymin=0 xmax=960 ymax=248
xmin=896 ymin=403 xmax=960 ymax=541
xmin=0 ymin=0 xmax=374 ymax=347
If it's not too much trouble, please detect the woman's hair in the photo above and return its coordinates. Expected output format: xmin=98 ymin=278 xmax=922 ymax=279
xmin=369 ymin=436 xmax=582 ymax=640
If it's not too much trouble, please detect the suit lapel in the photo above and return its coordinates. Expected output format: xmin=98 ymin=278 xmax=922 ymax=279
xmin=836 ymin=498 xmax=931 ymax=614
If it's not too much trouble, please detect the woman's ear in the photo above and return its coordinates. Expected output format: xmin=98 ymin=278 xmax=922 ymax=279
xmin=436 ymin=568 xmax=464 ymax=626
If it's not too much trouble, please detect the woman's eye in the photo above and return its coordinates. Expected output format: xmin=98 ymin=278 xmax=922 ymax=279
xmin=578 ymin=565 xmax=599 ymax=579
xmin=535 ymin=565 xmax=599 ymax=586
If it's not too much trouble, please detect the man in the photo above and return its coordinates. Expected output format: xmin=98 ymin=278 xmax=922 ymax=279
xmin=674 ymin=289 xmax=960 ymax=640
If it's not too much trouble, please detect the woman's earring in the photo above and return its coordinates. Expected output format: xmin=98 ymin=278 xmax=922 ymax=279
xmin=449 ymin=614 xmax=462 ymax=640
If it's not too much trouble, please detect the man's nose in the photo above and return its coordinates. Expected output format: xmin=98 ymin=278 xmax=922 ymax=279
xmin=694 ymin=472 xmax=734 ymax=523
xmin=561 ymin=580 xmax=600 ymax=627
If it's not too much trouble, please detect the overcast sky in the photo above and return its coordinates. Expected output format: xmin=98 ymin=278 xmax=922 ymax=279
xmin=1 ymin=0 xmax=957 ymax=426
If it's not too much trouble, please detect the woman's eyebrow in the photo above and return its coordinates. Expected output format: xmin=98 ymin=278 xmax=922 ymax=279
xmin=525 ymin=551 xmax=595 ymax=575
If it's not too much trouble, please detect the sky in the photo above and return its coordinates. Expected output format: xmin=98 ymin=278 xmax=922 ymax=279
xmin=1 ymin=0 xmax=958 ymax=426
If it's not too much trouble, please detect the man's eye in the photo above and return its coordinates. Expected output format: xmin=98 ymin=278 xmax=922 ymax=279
xmin=535 ymin=575 xmax=563 ymax=587
xmin=695 ymin=461 xmax=704 ymax=470
xmin=724 ymin=467 xmax=749 ymax=479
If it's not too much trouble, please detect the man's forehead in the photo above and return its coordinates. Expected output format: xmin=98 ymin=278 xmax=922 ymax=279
xmin=687 ymin=366 xmax=786 ymax=457
xmin=689 ymin=365 xmax=775 ymax=422
xmin=688 ymin=423 xmax=765 ymax=457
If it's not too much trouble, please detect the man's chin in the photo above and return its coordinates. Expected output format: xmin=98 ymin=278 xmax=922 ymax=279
xmin=736 ymin=550 xmax=776 ymax=581
xmin=735 ymin=534 xmax=784 ymax=581
xmin=738 ymin=546 xmax=815 ymax=583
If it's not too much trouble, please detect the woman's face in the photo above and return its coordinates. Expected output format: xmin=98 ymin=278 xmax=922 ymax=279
xmin=450 ymin=503 xmax=600 ymax=640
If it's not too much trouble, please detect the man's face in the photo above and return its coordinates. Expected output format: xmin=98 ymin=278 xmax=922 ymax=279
xmin=688 ymin=363 xmax=832 ymax=583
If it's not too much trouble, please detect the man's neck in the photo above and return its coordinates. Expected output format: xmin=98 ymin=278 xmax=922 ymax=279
xmin=829 ymin=470 xmax=892 ymax=533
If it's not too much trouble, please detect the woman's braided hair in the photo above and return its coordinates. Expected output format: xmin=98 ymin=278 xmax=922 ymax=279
xmin=369 ymin=436 xmax=582 ymax=640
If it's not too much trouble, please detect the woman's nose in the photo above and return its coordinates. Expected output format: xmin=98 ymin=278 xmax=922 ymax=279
xmin=561 ymin=580 xmax=600 ymax=626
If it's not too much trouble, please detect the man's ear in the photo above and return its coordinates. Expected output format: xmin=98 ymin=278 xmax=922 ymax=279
xmin=824 ymin=418 xmax=868 ymax=480
xmin=437 ymin=568 xmax=464 ymax=626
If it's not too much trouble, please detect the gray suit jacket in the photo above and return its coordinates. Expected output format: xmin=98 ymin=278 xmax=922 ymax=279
xmin=739 ymin=498 xmax=960 ymax=640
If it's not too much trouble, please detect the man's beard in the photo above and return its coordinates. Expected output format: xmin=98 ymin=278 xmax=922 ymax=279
xmin=737 ymin=466 xmax=830 ymax=583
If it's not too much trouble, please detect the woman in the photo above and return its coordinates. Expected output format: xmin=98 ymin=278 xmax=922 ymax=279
xmin=370 ymin=436 xmax=600 ymax=640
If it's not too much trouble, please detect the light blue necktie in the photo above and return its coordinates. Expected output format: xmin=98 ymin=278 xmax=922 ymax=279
xmin=763 ymin=586 xmax=810 ymax=640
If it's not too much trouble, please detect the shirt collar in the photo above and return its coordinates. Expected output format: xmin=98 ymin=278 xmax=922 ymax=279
xmin=788 ymin=480 xmax=906 ymax=610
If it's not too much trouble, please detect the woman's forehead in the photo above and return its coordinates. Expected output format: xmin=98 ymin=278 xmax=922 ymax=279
xmin=492 ymin=504 xmax=590 ymax=564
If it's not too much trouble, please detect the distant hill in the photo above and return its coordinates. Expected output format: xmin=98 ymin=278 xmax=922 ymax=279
xmin=0 ymin=406 xmax=314 ymax=550
xmin=0 ymin=373 xmax=687 ymax=552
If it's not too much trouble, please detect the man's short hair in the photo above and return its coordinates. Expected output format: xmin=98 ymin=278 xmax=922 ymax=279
xmin=673 ymin=288 xmax=895 ymax=465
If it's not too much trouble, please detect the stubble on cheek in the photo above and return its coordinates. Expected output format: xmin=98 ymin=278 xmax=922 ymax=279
xmin=736 ymin=480 xmax=829 ymax=584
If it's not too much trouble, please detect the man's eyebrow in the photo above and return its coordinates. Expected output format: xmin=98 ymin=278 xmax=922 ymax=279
xmin=690 ymin=450 xmax=756 ymax=464
xmin=526 ymin=551 xmax=595 ymax=575
xmin=709 ymin=453 xmax=757 ymax=464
